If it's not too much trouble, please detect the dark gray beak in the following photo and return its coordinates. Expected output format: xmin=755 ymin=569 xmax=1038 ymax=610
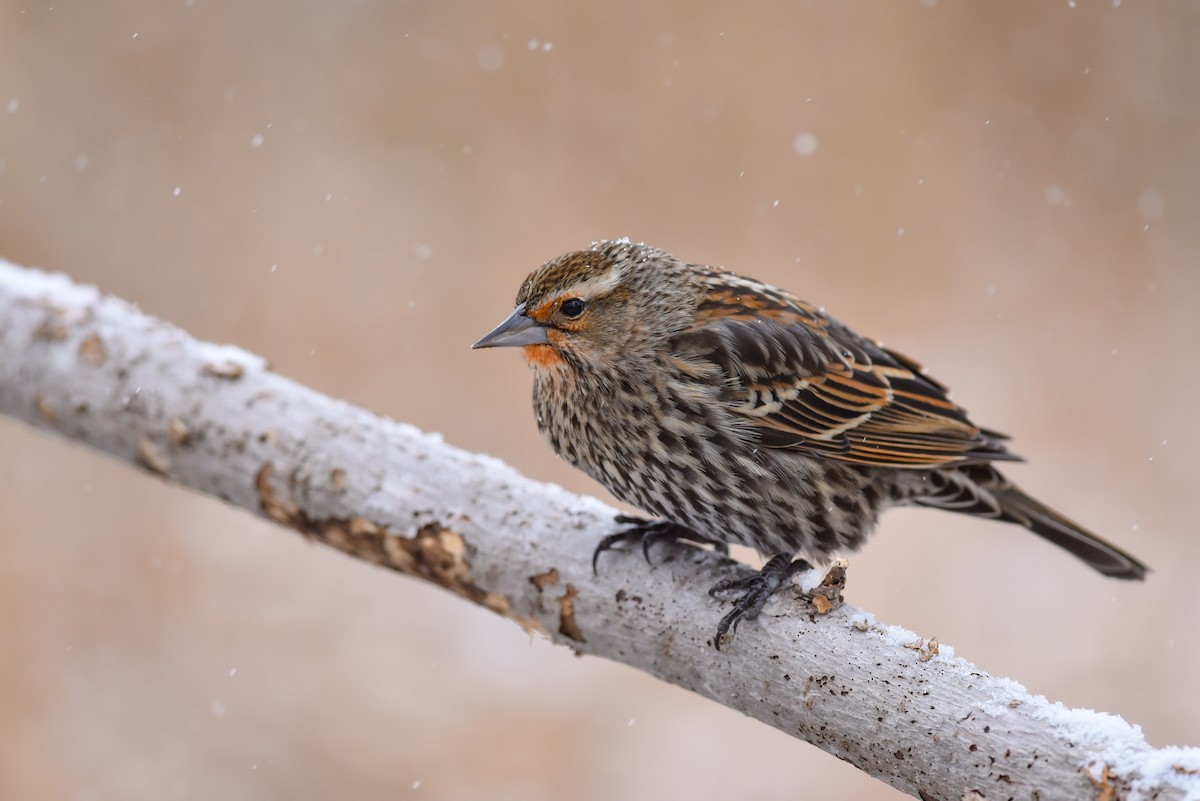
xmin=472 ymin=303 xmax=551 ymax=349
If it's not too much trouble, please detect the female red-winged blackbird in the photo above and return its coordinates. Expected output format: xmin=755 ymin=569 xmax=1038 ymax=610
xmin=474 ymin=240 xmax=1147 ymax=647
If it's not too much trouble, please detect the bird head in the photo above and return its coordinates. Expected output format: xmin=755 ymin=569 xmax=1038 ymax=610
xmin=473 ymin=240 xmax=693 ymax=370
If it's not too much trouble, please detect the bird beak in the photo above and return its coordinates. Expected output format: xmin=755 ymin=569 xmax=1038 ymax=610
xmin=472 ymin=303 xmax=551 ymax=349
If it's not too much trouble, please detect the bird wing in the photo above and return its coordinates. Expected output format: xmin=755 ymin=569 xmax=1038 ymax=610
xmin=671 ymin=276 xmax=1018 ymax=469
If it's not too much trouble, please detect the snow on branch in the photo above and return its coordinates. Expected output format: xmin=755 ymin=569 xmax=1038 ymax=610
xmin=0 ymin=258 xmax=1196 ymax=801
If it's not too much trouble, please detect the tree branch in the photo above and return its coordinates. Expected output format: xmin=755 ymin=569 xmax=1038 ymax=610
xmin=0 ymin=258 xmax=1196 ymax=801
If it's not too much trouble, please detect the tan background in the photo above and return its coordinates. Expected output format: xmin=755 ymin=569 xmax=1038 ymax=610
xmin=1 ymin=2 xmax=1197 ymax=799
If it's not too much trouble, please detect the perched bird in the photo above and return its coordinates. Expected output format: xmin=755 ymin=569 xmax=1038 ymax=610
xmin=473 ymin=240 xmax=1147 ymax=646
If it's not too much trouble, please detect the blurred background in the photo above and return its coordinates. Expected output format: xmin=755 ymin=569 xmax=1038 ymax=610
xmin=1 ymin=2 xmax=1197 ymax=799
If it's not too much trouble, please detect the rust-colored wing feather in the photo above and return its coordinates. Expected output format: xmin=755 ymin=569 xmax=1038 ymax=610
xmin=672 ymin=271 xmax=1018 ymax=469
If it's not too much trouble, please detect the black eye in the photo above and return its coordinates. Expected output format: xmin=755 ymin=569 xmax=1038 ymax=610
xmin=560 ymin=298 xmax=586 ymax=318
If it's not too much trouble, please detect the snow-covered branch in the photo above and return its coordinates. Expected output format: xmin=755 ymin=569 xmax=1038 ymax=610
xmin=0 ymin=258 xmax=1196 ymax=801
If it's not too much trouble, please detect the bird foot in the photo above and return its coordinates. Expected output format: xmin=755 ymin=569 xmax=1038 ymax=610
xmin=592 ymin=514 xmax=729 ymax=575
xmin=708 ymin=554 xmax=813 ymax=649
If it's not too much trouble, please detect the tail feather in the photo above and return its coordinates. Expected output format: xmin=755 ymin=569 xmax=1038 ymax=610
xmin=911 ymin=466 xmax=1148 ymax=580
xmin=996 ymin=486 xmax=1148 ymax=580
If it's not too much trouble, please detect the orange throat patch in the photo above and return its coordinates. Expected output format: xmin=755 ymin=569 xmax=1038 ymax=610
xmin=521 ymin=344 xmax=565 ymax=368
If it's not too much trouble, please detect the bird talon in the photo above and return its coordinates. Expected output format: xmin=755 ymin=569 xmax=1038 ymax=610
xmin=708 ymin=554 xmax=812 ymax=648
xmin=714 ymin=610 xmax=738 ymax=650
xmin=641 ymin=534 xmax=659 ymax=564
xmin=591 ymin=530 xmax=635 ymax=575
xmin=592 ymin=514 xmax=717 ymax=575
xmin=708 ymin=574 xmax=759 ymax=597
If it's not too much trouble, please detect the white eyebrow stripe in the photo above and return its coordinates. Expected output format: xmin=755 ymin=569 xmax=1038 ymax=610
xmin=564 ymin=265 xmax=623 ymax=299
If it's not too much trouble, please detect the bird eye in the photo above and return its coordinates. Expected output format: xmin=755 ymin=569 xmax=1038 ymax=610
xmin=560 ymin=298 xmax=586 ymax=318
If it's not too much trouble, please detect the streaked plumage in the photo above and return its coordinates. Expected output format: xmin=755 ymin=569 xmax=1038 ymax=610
xmin=474 ymin=240 xmax=1147 ymax=646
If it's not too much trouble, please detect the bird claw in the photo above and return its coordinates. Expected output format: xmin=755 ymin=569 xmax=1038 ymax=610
xmin=710 ymin=555 xmax=812 ymax=650
xmin=592 ymin=515 xmax=727 ymax=575
xmin=594 ymin=520 xmax=813 ymax=649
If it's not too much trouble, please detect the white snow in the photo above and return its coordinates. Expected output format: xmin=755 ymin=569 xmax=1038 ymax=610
xmin=0 ymin=260 xmax=104 ymax=310
xmin=1137 ymin=189 xmax=1164 ymax=220
xmin=1045 ymin=185 xmax=1068 ymax=206
xmin=476 ymin=45 xmax=504 ymax=72
xmin=795 ymin=563 xmax=828 ymax=593
xmin=793 ymin=132 xmax=819 ymax=156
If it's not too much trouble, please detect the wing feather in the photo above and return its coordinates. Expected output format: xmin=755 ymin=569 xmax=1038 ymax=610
xmin=672 ymin=272 xmax=1019 ymax=469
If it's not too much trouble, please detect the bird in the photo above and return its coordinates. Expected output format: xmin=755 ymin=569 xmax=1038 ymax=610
xmin=473 ymin=240 xmax=1147 ymax=647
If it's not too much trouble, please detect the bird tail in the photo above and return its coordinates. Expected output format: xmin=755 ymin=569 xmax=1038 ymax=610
xmin=912 ymin=465 xmax=1148 ymax=580
xmin=994 ymin=483 xmax=1148 ymax=580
